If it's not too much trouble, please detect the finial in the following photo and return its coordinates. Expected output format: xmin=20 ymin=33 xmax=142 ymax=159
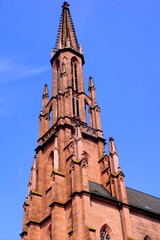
xmin=62 ymin=1 xmax=70 ymax=8
xmin=109 ymin=136 xmax=114 ymax=142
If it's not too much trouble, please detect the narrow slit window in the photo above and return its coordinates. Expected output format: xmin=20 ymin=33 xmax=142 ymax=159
xmin=72 ymin=95 xmax=79 ymax=117
xmin=56 ymin=60 xmax=60 ymax=91
xmin=49 ymin=108 xmax=53 ymax=128
xmin=76 ymin=97 xmax=79 ymax=116
xmin=72 ymin=96 xmax=75 ymax=115
xmin=85 ymin=103 xmax=90 ymax=126
xmin=71 ymin=60 xmax=78 ymax=91
xmin=74 ymin=63 xmax=78 ymax=91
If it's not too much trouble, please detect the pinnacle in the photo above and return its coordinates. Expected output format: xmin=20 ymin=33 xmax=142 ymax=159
xmin=43 ymin=83 xmax=49 ymax=96
xmin=108 ymin=137 xmax=117 ymax=154
xmin=88 ymin=76 xmax=95 ymax=88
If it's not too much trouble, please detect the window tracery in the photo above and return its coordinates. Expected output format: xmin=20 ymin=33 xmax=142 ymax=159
xmin=72 ymin=95 xmax=79 ymax=117
xmin=100 ymin=224 xmax=111 ymax=240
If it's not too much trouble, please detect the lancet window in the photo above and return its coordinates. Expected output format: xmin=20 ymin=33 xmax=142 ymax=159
xmin=144 ymin=236 xmax=152 ymax=240
xmin=71 ymin=58 xmax=78 ymax=91
xmin=100 ymin=224 xmax=111 ymax=240
xmin=49 ymin=107 xmax=53 ymax=128
xmin=72 ymin=95 xmax=79 ymax=117
xmin=85 ymin=101 xmax=90 ymax=126
xmin=56 ymin=60 xmax=60 ymax=91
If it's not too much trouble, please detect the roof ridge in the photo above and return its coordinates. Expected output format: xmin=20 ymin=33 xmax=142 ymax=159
xmin=126 ymin=187 xmax=160 ymax=200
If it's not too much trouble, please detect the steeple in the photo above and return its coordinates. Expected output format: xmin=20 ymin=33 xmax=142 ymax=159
xmin=21 ymin=3 xmax=130 ymax=240
xmin=55 ymin=1 xmax=79 ymax=52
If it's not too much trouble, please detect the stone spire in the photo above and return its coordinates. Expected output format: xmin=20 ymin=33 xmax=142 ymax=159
xmin=55 ymin=1 xmax=79 ymax=52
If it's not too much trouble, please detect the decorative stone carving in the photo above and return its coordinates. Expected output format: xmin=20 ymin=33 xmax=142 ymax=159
xmin=120 ymin=177 xmax=124 ymax=182
xmin=52 ymin=172 xmax=55 ymax=181
xmin=70 ymin=160 xmax=75 ymax=171
xmin=81 ymin=158 xmax=88 ymax=169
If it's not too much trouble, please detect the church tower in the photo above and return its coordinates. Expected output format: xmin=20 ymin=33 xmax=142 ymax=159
xmin=21 ymin=2 xmax=160 ymax=240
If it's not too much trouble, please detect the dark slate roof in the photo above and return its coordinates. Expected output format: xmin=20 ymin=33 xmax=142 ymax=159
xmin=89 ymin=181 xmax=115 ymax=201
xmin=126 ymin=187 xmax=160 ymax=215
xmin=89 ymin=181 xmax=160 ymax=215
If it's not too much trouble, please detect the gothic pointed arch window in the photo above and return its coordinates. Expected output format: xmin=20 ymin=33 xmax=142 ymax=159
xmin=71 ymin=57 xmax=78 ymax=91
xmin=144 ymin=236 xmax=152 ymax=240
xmin=49 ymin=106 xmax=53 ymax=128
xmin=56 ymin=59 xmax=60 ymax=90
xmin=100 ymin=224 xmax=111 ymax=240
xmin=72 ymin=94 xmax=80 ymax=117
xmin=84 ymin=100 xmax=90 ymax=126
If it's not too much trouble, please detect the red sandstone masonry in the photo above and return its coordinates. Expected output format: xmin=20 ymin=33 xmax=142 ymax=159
xmin=21 ymin=2 xmax=160 ymax=240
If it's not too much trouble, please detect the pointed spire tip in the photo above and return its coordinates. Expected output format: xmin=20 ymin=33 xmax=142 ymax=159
xmin=62 ymin=1 xmax=70 ymax=8
xmin=109 ymin=136 xmax=114 ymax=141
xmin=54 ymin=1 xmax=79 ymax=52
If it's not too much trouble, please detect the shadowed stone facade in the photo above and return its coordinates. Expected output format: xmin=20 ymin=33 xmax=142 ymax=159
xmin=20 ymin=2 xmax=160 ymax=240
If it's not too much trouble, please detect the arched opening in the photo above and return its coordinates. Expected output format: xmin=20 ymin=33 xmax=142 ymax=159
xmin=56 ymin=59 xmax=60 ymax=91
xmin=49 ymin=107 xmax=53 ymax=128
xmin=62 ymin=57 xmax=67 ymax=73
xmin=76 ymin=96 xmax=79 ymax=116
xmin=144 ymin=236 xmax=152 ymax=240
xmin=72 ymin=95 xmax=80 ymax=117
xmin=85 ymin=100 xmax=90 ymax=126
xmin=100 ymin=224 xmax=111 ymax=240
xmin=71 ymin=57 xmax=78 ymax=92
xmin=72 ymin=95 xmax=75 ymax=115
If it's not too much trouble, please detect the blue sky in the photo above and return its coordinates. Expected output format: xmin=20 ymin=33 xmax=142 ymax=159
xmin=0 ymin=0 xmax=160 ymax=239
